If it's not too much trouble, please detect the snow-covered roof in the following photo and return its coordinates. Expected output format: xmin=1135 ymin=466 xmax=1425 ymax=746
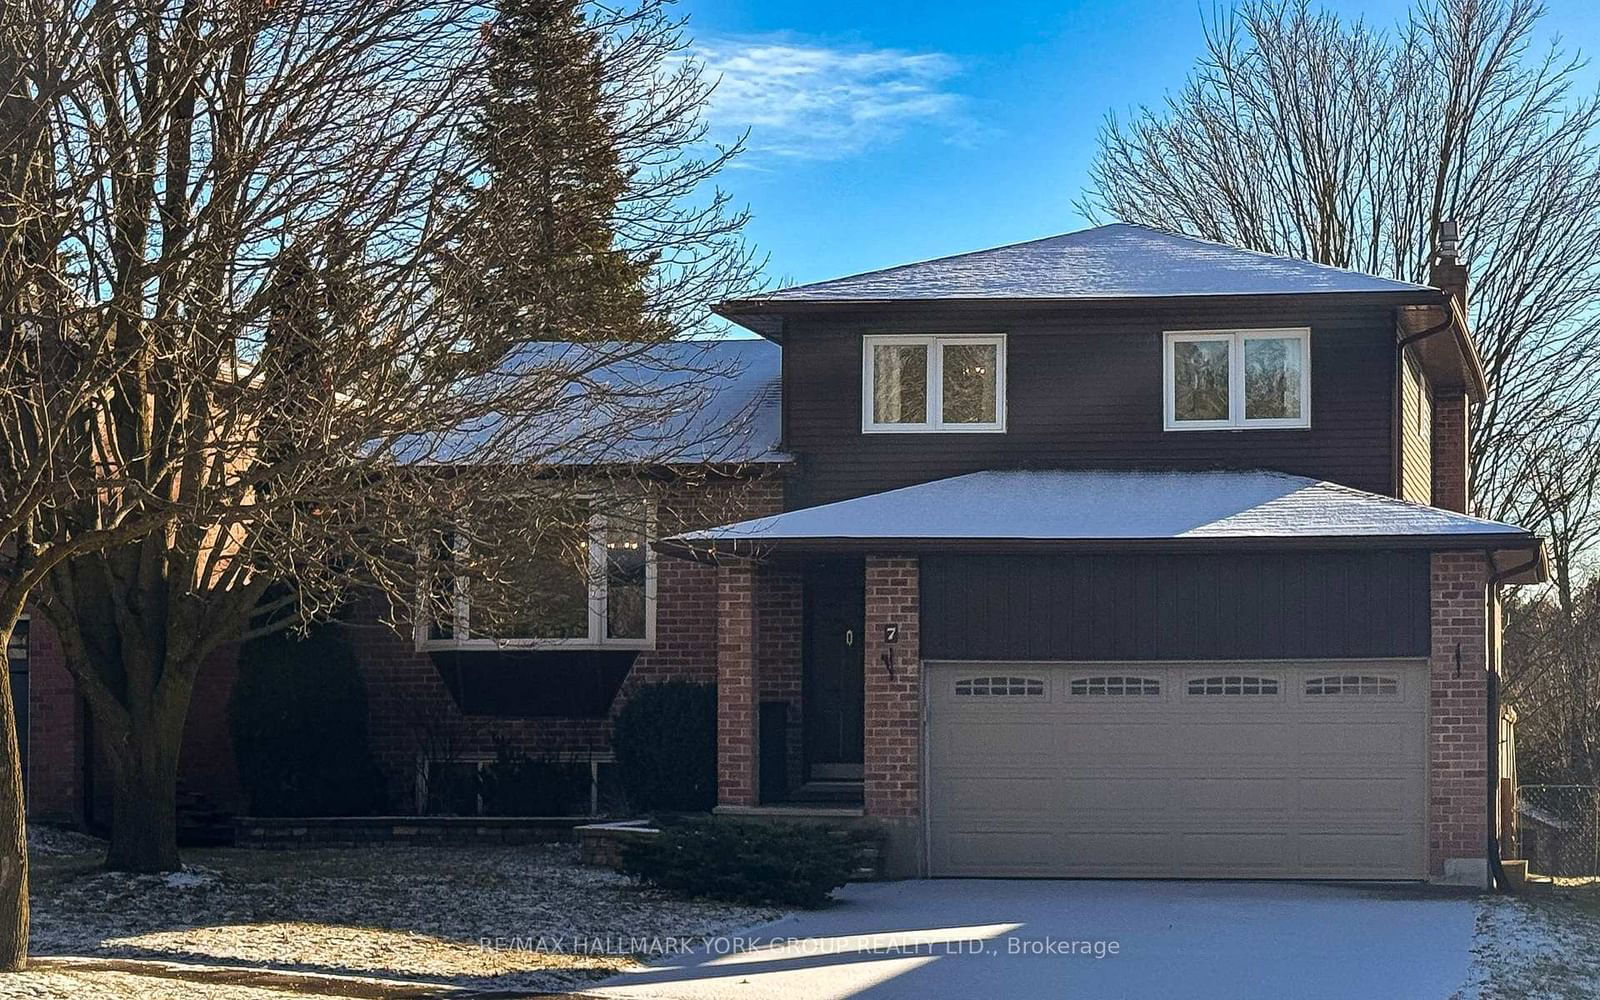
xmin=722 ymin=224 xmax=1439 ymax=308
xmin=394 ymin=338 xmax=785 ymax=466
xmin=671 ymin=469 xmax=1537 ymax=548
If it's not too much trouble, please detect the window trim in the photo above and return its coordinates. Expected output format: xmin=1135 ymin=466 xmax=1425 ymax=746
xmin=416 ymin=505 xmax=657 ymax=652
xmin=861 ymin=333 xmax=1007 ymax=433
xmin=1163 ymin=327 xmax=1311 ymax=431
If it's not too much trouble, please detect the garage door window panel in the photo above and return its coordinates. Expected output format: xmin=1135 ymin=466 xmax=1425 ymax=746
xmin=1186 ymin=675 xmax=1280 ymax=696
xmin=1305 ymin=674 xmax=1400 ymax=697
xmin=1069 ymin=675 xmax=1161 ymax=696
xmin=954 ymin=675 xmax=1045 ymax=697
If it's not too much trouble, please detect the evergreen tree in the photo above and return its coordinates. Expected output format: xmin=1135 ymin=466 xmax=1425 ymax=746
xmin=459 ymin=0 xmax=653 ymax=344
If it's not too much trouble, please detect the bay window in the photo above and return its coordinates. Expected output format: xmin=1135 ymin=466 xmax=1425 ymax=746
xmin=421 ymin=499 xmax=655 ymax=649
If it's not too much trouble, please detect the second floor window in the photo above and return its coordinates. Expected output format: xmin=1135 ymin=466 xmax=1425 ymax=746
xmin=863 ymin=334 xmax=1006 ymax=432
xmin=1164 ymin=328 xmax=1311 ymax=430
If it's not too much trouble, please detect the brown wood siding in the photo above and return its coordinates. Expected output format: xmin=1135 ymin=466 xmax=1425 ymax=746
xmin=1398 ymin=347 xmax=1433 ymax=504
xmin=780 ymin=301 xmax=1398 ymax=508
xmin=921 ymin=550 xmax=1430 ymax=661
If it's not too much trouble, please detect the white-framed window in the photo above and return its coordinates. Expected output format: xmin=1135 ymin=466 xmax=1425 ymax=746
xmin=862 ymin=334 xmax=1006 ymax=432
xmin=1163 ymin=328 xmax=1311 ymax=430
xmin=418 ymin=500 xmax=655 ymax=651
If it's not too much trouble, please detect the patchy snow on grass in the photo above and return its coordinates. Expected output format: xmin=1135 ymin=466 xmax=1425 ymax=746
xmin=27 ymin=841 xmax=778 ymax=996
xmin=1465 ymin=891 xmax=1600 ymax=999
xmin=25 ymin=825 xmax=105 ymax=858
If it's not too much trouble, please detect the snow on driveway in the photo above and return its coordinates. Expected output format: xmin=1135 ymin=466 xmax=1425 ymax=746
xmin=589 ymin=880 xmax=1481 ymax=1000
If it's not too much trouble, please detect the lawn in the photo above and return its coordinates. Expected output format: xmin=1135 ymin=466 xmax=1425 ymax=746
xmin=1470 ymin=883 xmax=1600 ymax=999
xmin=12 ymin=825 xmax=778 ymax=999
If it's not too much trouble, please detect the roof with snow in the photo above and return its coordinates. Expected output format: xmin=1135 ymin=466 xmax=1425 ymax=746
xmin=668 ymin=469 xmax=1543 ymax=577
xmin=393 ymin=338 xmax=785 ymax=467
xmin=719 ymin=224 xmax=1441 ymax=316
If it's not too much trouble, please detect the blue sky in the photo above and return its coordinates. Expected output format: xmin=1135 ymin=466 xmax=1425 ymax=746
xmin=682 ymin=0 xmax=1600 ymax=290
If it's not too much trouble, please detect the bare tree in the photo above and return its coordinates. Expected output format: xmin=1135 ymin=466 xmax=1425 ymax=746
xmin=2 ymin=0 xmax=756 ymax=956
xmin=1082 ymin=0 xmax=1600 ymax=582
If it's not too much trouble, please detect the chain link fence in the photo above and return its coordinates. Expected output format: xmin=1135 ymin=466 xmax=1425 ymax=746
xmin=1516 ymin=784 xmax=1600 ymax=878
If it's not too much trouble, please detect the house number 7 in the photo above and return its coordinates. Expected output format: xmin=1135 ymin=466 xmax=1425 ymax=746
xmin=884 ymin=623 xmax=899 ymax=644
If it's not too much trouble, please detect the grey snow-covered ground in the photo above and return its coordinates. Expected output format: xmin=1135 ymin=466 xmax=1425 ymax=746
xmin=8 ymin=826 xmax=1600 ymax=999
xmin=8 ymin=826 xmax=776 ymax=998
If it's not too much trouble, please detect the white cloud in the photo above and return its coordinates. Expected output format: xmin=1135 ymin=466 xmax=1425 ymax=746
xmin=694 ymin=37 xmax=965 ymax=161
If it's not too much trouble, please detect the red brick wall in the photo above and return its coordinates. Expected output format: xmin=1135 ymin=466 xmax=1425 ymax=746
xmin=863 ymin=556 xmax=920 ymax=820
xmin=715 ymin=559 xmax=758 ymax=807
xmin=1429 ymin=550 xmax=1490 ymax=875
xmin=352 ymin=472 xmax=783 ymax=810
xmin=24 ymin=615 xmax=79 ymax=823
xmin=755 ymin=567 xmax=803 ymax=796
xmin=1432 ymin=391 xmax=1471 ymax=514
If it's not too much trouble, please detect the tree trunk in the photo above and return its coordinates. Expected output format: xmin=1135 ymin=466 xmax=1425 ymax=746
xmin=102 ymin=709 xmax=183 ymax=873
xmin=0 ymin=622 xmax=29 ymax=971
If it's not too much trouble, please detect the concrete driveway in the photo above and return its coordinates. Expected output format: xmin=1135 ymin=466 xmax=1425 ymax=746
xmin=588 ymin=880 xmax=1481 ymax=1000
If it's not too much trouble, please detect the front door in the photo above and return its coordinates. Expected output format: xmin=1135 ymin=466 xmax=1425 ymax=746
xmin=803 ymin=561 xmax=865 ymax=780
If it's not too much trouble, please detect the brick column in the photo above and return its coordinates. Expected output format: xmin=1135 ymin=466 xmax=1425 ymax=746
xmin=716 ymin=560 xmax=759 ymax=807
xmin=756 ymin=567 xmax=803 ymax=798
xmin=1432 ymin=391 xmax=1471 ymax=514
xmin=1429 ymin=551 xmax=1490 ymax=881
xmin=863 ymin=556 xmax=920 ymax=820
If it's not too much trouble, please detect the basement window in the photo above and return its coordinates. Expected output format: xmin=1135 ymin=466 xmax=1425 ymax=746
xmin=1164 ymin=328 xmax=1310 ymax=430
xmin=420 ymin=499 xmax=654 ymax=651
xmin=863 ymin=334 xmax=1006 ymax=432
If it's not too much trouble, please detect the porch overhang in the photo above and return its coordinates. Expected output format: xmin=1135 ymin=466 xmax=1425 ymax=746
xmin=659 ymin=469 xmax=1547 ymax=584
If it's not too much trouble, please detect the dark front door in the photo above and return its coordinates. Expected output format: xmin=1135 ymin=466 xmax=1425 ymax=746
xmin=803 ymin=561 xmax=865 ymax=780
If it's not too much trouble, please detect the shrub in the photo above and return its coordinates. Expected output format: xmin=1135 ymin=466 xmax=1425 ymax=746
xmin=478 ymin=743 xmax=592 ymax=815
xmin=620 ymin=818 xmax=869 ymax=908
xmin=230 ymin=624 xmax=388 ymax=817
xmin=612 ymin=681 xmax=716 ymax=812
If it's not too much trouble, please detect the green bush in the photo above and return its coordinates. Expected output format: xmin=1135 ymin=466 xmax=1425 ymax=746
xmin=478 ymin=743 xmax=591 ymax=815
xmin=620 ymin=818 xmax=869 ymax=908
xmin=230 ymin=624 xmax=388 ymax=817
xmin=612 ymin=681 xmax=716 ymax=812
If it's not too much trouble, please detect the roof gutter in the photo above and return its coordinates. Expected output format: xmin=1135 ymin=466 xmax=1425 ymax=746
xmin=1397 ymin=295 xmax=1489 ymax=403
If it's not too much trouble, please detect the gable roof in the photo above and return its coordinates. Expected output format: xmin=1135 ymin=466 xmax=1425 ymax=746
xmin=394 ymin=338 xmax=786 ymax=467
xmin=667 ymin=468 xmax=1544 ymax=580
xmin=719 ymin=224 xmax=1443 ymax=320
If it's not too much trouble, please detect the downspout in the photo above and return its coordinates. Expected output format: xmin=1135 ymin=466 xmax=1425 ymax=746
xmin=1484 ymin=551 xmax=1540 ymax=891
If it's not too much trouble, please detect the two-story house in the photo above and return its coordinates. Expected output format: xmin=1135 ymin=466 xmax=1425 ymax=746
xmin=18 ymin=223 xmax=1542 ymax=888
xmin=670 ymin=222 xmax=1543 ymax=885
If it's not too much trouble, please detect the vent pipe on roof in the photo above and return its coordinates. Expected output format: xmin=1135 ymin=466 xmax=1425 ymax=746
xmin=1438 ymin=220 xmax=1461 ymax=262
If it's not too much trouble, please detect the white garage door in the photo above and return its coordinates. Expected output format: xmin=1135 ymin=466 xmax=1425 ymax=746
xmin=926 ymin=661 xmax=1428 ymax=879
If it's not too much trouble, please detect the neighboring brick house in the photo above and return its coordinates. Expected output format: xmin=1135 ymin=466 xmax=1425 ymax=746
xmin=20 ymin=223 xmax=1544 ymax=889
xmin=20 ymin=339 xmax=788 ymax=824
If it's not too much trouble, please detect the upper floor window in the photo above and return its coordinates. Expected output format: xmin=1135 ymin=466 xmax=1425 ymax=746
xmin=420 ymin=499 xmax=655 ymax=651
xmin=1163 ymin=328 xmax=1310 ymax=431
xmin=863 ymin=334 xmax=1006 ymax=432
